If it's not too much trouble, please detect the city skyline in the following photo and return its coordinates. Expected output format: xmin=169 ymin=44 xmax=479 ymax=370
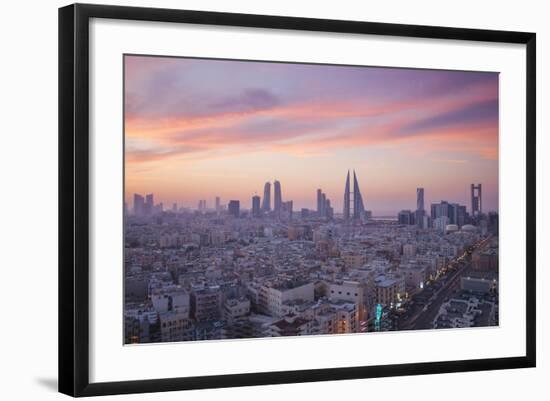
xmin=124 ymin=56 xmax=499 ymax=215
xmin=130 ymin=178 xmax=489 ymax=219
xmin=124 ymin=55 xmax=499 ymax=345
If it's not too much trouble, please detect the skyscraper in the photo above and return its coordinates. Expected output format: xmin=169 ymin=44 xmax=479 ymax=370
xmin=262 ymin=182 xmax=271 ymax=212
xmin=317 ymin=189 xmax=323 ymax=216
xmin=431 ymin=201 xmax=450 ymax=220
xmin=451 ymin=203 xmax=467 ymax=227
xmin=228 ymin=200 xmax=240 ymax=217
xmin=273 ymin=180 xmax=282 ymax=215
xmin=133 ymin=193 xmax=144 ymax=216
xmin=252 ymin=195 xmax=261 ymax=218
xmin=416 ymin=188 xmax=425 ymax=211
xmin=415 ymin=188 xmax=425 ymax=228
xmin=281 ymin=200 xmax=293 ymax=221
xmin=352 ymin=171 xmax=365 ymax=219
xmin=215 ymin=196 xmax=221 ymax=212
xmin=325 ymin=198 xmax=334 ymax=219
xmin=471 ymin=184 xmax=482 ymax=216
xmin=344 ymin=170 xmax=365 ymax=220
xmin=198 ymin=200 xmax=207 ymax=211
xmin=398 ymin=210 xmax=414 ymax=225
xmin=343 ymin=171 xmax=351 ymax=220
xmin=317 ymin=189 xmax=332 ymax=219
xmin=145 ymin=193 xmax=154 ymax=215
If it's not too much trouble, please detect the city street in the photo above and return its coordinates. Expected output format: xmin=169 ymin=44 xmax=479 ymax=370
xmin=398 ymin=236 xmax=492 ymax=330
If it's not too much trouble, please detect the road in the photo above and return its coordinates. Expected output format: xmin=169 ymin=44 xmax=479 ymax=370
xmin=402 ymin=265 xmax=468 ymax=330
xmin=397 ymin=235 xmax=492 ymax=331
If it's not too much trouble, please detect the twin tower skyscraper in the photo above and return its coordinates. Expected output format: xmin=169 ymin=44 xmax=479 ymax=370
xmin=343 ymin=170 xmax=366 ymax=220
xmin=260 ymin=171 xmax=364 ymax=220
xmin=261 ymin=180 xmax=282 ymax=213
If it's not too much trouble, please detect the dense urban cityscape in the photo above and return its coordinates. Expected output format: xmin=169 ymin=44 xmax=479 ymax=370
xmin=124 ymin=171 xmax=498 ymax=344
xmin=124 ymin=55 xmax=499 ymax=344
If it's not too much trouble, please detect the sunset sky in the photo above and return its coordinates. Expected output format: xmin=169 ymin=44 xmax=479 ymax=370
xmin=124 ymin=55 xmax=499 ymax=215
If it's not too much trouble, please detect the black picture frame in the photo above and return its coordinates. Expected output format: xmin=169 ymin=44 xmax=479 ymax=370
xmin=59 ymin=3 xmax=536 ymax=397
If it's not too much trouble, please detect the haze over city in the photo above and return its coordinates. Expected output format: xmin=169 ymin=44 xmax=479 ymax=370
xmin=124 ymin=55 xmax=499 ymax=344
xmin=124 ymin=56 xmax=499 ymax=215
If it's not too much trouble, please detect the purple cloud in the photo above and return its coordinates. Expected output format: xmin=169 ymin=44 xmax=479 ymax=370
xmin=210 ymin=88 xmax=280 ymax=114
xmin=398 ymin=98 xmax=499 ymax=136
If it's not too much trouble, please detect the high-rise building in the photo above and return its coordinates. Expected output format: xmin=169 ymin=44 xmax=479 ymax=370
xmin=228 ymin=200 xmax=240 ymax=217
xmin=343 ymin=170 xmax=365 ymax=220
xmin=133 ymin=193 xmax=145 ymax=216
xmin=262 ymin=182 xmax=271 ymax=212
xmin=416 ymin=188 xmax=425 ymax=211
xmin=414 ymin=188 xmax=426 ymax=228
xmin=215 ymin=196 xmax=221 ymax=212
xmin=415 ymin=209 xmax=425 ymax=228
xmin=457 ymin=205 xmax=467 ymax=227
xmin=433 ymin=216 xmax=449 ymax=232
xmin=488 ymin=212 xmax=499 ymax=235
xmin=198 ymin=200 xmax=207 ymax=211
xmin=431 ymin=201 xmax=467 ymax=226
xmin=431 ymin=201 xmax=450 ymax=221
xmin=317 ymin=189 xmax=323 ymax=216
xmin=398 ymin=210 xmax=414 ymax=225
xmin=343 ymin=171 xmax=351 ymax=220
xmin=252 ymin=195 xmax=261 ymax=218
xmin=325 ymin=199 xmax=334 ymax=220
xmin=281 ymin=200 xmax=293 ymax=221
xmin=471 ymin=184 xmax=482 ymax=216
xmin=352 ymin=171 xmax=365 ymax=219
xmin=316 ymin=189 xmax=332 ymax=219
xmin=449 ymin=203 xmax=467 ymax=227
xmin=172 ymin=202 xmax=178 ymax=213
xmin=273 ymin=180 xmax=282 ymax=215
xmin=145 ymin=193 xmax=154 ymax=215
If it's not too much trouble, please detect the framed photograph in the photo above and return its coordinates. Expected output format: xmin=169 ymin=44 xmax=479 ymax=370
xmin=58 ymin=3 xmax=536 ymax=397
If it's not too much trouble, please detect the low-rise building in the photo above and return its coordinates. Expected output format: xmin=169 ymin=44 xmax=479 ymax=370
xmin=269 ymin=314 xmax=313 ymax=337
xmin=224 ymin=297 xmax=251 ymax=323
xmin=375 ymin=276 xmax=405 ymax=307
xmin=151 ymin=287 xmax=190 ymax=317
xmin=328 ymin=280 xmax=367 ymax=321
xmin=191 ymin=286 xmax=222 ymax=322
xmin=259 ymin=281 xmax=314 ymax=317
xmin=159 ymin=311 xmax=194 ymax=342
xmin=472 ymin=249 xmax=499 ymax=271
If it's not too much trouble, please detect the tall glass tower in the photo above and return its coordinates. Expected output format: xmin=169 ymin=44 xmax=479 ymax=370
xmin=261 ymin=182 xmax=271 ymax=212
xmin=416 ymin=188 xmax=425 ymax=211
xmin=252 ymin=195 xmax=261 ymax=217
xmin=273 ymin=180 xmax=282 ymax=214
